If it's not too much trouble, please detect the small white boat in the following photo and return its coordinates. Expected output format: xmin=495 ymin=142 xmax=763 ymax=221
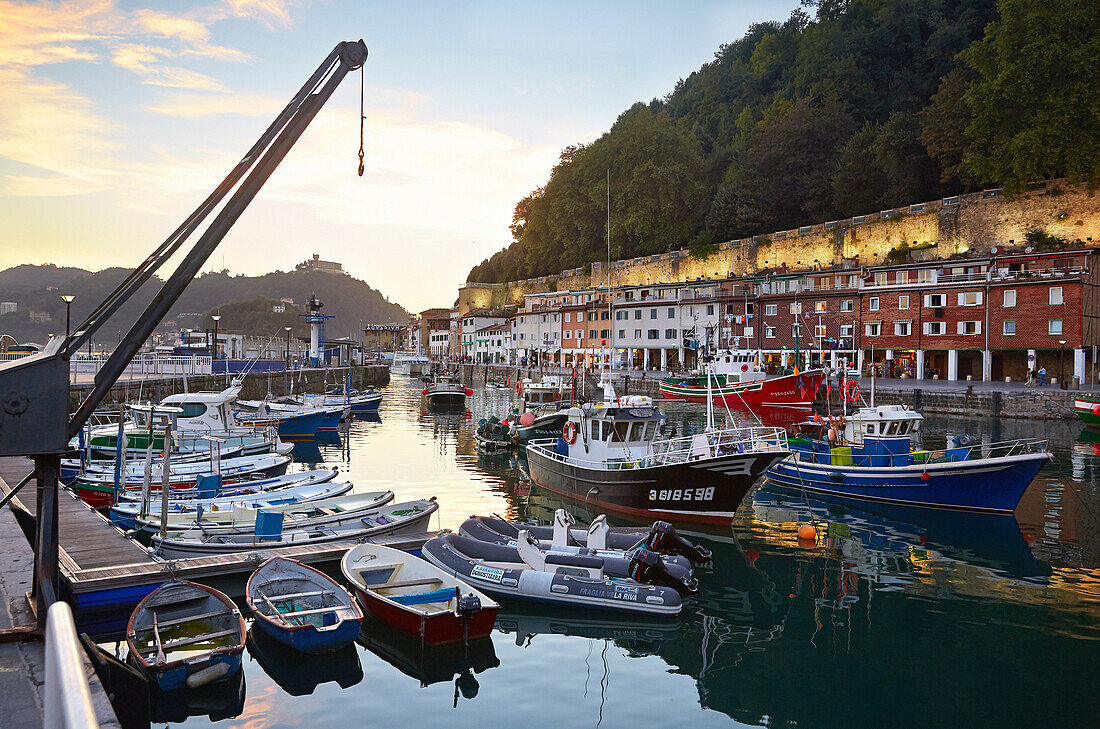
xmin=151 ymin=498 xmax=438 ymax=559
xmin=247 ymin=557 xmax=362 ymax=654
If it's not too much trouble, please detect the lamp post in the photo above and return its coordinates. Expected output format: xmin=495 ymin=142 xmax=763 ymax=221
xmin=60 ymin=295 xmax=75 ymax=338
xmin=285 ymin=326 xmax=293 ymax=367
xmin=1059 ymin=339 xmax=1067 ymax=386
xmin=211 ymin=315 xmax=221 ymax=359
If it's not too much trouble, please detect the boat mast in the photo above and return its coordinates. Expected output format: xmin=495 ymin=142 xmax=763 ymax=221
xmin=602 ymin=168 xmax=614 ymax=401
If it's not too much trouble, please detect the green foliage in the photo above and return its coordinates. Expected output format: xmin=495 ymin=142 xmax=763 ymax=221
xmin=962 ymin=0 xmax=1100 ymax=194
xmin=1025 ymin=228 xmax=1070 ymax=250
xmin=466 ymin=0 xmax=1098 ymax=283
xmin=884 ymin=241 xmax=911 ymax=264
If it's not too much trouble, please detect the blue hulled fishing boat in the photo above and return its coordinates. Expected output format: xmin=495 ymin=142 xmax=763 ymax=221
xmin=766 ymin=403 xmax=1052 ymax=513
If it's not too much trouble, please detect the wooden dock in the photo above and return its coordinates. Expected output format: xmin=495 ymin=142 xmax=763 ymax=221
xmin=0 ymin=457 xmax=433 ymax=617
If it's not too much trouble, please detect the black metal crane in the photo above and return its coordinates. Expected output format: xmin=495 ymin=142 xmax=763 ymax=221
xmin=0 ymin=40 xmax=368 ymax=627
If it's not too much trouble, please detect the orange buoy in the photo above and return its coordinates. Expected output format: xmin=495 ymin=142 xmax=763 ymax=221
xmin=798 ymin=524 xmax=817 ymax=541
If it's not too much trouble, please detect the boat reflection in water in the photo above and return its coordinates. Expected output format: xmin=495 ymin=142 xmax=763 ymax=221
xmin=247 ymin=627 xmax=364 ymax=696
xmin=494 ymin=603 xmax=681 ymax=657
xmin=148 ymin=667 xmax=246 ymax=725
xmin=356 ymin=616 xmax=499 ymax=706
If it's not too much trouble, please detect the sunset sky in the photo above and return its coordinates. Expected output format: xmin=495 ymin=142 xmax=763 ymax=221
xmin=0 ymin=0 xmax=799 ymax=312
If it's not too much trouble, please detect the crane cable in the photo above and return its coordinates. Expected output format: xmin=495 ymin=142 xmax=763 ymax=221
xmin=357 ymin=65 xmax=366 ymax=176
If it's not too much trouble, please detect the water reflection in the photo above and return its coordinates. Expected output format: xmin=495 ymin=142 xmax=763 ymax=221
xmin=247 ymin=628 xmax=363 ymax=696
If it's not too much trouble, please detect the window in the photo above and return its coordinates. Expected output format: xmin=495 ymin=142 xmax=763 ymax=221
xmin=765 ymin=304 xmax=778 ymax=316
xmin=865 ymin=322 xmax=881 ymax=336
xmin=1050 ymin=287 xmax=1063 ymax=305
xmin=589 ymin=330 xmax=597 ymax=339
xmin=790 ymin=302 xmax=802 ymax=315
xmin=840 ymin=324 xmax=854 ymax=337
xmin=958 ymin=321 xmax=981 ymax=335
xmin=634 ymin=329 xmax=642 ymax=338
xmin=1049 ymin=319 xmax=1063 ymax=335
xmin=924 ymin=321 xmax=945 ymax=335
xmin=726 ymin=304 xmax=735 ymax=314
xmin=840 ymin=299 xmax=854 ymax=312
xmin=665 ymin=328 xmax=677 ymax=339
xmin=564 ymin=312 xmax=571 ymax=322
xmin=706 ymin=305 xmax=714 ymax=316
xmin=874 ymin=272 xmax=888 ymax=285
xmin=815 ymin=301 xmax=827 ymax=313
xmin=588 ymin=311 xmax=597 ymax=321
xmin=601 ymin=311 xmax=609 ymax=320
xmin=958 ymin=291 xmax=982 ymax=307
xmin=765 ymin=326 xmax=777 ymax=338
xmin=898 ymin=295 xmax=909 ymax=310
xmin=667 ymin=307 xmax=675 ymax=318
xmin=894 ymin=321 xmax=911 ymax=336
xmin=869 ymin=297 xmax=880 ymax=311
xmin=634 ymin=310 xmax=641 ymax=320
xmin=746 ymin=303 xmax=754 ymax=315
xmin=1003 ymin=320 xmax=1016 ymax=336
xmin=600 ymin=329 xmax=609 ymax=339
xmin=647 ymin=329 xmax=659 ymax=339
xmin=897 ymin=270 xmax=910 ymax=284
xmin=650 ymin=309 xmax=658 ymax=319
xmin=815 ymin=324 xmax=827 ymax=338
xmin=744 ymin=326 xmax=754 ymax=336
xmin=917 ymin=269 xmax=933 ymax=284
xmin=925 ymin=293 xmax=946 ymax=308
xmin=792 ymin=324 xmax=804 ymax=338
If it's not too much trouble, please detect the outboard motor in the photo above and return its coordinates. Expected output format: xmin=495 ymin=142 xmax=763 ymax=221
xmin=645 ymin=521 xmax=713 ymax=564
xmin=457 ymin=593 xmax=482 ymax=618
xmin=629 ymin=547 xmax=699 ymax=594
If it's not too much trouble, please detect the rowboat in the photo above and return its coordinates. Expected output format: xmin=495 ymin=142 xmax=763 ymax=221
xmin=150 ymin=498 xmax=438 ymax=559
xmin=114 ymin=468 xmax=338 ymax=503
xmin=108 ymin=473 xmax=349 ymax=530
xmin=341 ymin=543 xmax=499 ymax=646
xmin=246 ymin=557 xmax=363 ymax=653
xmin=126 ymin=581 xmax=246 ymax=691
xmin=133 ymin=489 xmax=394 ymax=538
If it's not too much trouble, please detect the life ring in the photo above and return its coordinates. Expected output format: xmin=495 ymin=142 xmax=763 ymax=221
xmin=516 ymin=380 xmax=522 ymax=396
xmin=741 ymin=364 xmax=749 ymax=372
xmin=563 ymin=421 xmax=578 ymax=445
xmin=1091 ymin=403 xmax=1100 ymax=417
xmin=844 ymin=380 xmax=861 ymax=403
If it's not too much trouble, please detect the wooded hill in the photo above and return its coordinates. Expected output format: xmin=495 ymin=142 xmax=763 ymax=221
xmin=467 ymin=0 xmax=1099 ymax=284
xmin=0 ymin=265 xmax=408 ymax=345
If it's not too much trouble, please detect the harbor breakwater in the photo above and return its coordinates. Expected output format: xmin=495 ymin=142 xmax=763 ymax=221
xmin=461 ymin=364 xmax=1080 ymax=420
xmin=68 ymin=365 xmax=390 ymax=409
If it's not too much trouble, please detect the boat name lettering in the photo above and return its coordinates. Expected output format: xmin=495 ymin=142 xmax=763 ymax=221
xmin=613 ymin=584 xmax=640 ymax=601
xmin=471 ymin=565 xmax=505 ymax=583
xmin=649 ymin=487 xmax=715 ymax=502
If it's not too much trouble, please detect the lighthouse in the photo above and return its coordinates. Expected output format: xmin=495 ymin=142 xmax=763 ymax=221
xmin=301 ymin=293 xmax=333 ymax=367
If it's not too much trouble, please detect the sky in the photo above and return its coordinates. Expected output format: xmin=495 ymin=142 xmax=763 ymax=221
xmin=0 ymin=0 xmax=801 ymax=313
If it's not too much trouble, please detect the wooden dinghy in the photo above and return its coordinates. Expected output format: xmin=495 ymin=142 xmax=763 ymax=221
xmin=246 ymin=557 xmax=363 ymax=654
xmin=126 ymin=581 xmax=246 ymax=691
xmin=341 ymin=543 xmax=499 ymax=646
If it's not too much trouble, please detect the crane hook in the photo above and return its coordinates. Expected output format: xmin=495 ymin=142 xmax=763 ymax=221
xmin=357 ymin=65 xmax=366 ymax=177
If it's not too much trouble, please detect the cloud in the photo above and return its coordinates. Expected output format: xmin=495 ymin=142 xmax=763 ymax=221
xmin=219 ymin=0 xmax=307 ymax=31
xmin=144 ymin=92 xmax=287 ymax=117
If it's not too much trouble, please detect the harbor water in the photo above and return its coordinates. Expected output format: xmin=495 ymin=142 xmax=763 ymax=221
xmin=92 ymin=376 xmax=1098 ymax=728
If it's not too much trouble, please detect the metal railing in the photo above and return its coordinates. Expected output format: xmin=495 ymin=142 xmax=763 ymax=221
xmin=790 ymin=437 xmax=1050 ymax=467
xmin=530 ymin=425 xmax=788 ymax=469
xmin=70 ymin=354 xmax=213 ymax=377
xmin=45 ymin=602 xmax=100 ymax=729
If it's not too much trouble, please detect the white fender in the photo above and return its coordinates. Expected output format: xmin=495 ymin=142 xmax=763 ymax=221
xmin=516 ymin=530 xmax=546 ymax=571
xmin=587 ymin=515 xmax=609 ymax=551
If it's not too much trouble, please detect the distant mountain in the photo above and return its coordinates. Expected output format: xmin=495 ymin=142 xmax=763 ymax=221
xmin=0 ymin=265 xmax=408 ymax=346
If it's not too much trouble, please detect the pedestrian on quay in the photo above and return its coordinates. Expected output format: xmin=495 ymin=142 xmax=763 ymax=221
xmin=1039 ymin=366 xmax=1048 ymax=386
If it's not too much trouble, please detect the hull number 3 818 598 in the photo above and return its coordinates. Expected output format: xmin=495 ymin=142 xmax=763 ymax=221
xmin=650 ymin=487 xmax=715 ymax=502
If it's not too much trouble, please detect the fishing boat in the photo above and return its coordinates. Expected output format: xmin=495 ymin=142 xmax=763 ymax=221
xmin=420 ymin=532 xmax=684 ymax=615
xmin=72 ymin=453 xmax=293 ymax=509
xmin=423 ymin=373 xmax=470 ymax=408
xmin=125 ymin=581 xmax=246 ymax=691
xmin=390 ymin=351 xmax=432 ymax=376
xmin=341 ymin=543 xmax=499 ymax=645
xmin=766 ymin=403 xmax=1053 ymax=512
xmin=236 ymin=399 xmax=345 ymax=431
xmin=1072 ymin=393 xmax=1100 ymax=427
xmin=517 ymin=376 xmax=570 ymax=408
xmin=294 ymin=388 xmax=382 ymax=413
xmin=109 ymin=473 xmax=350 ymax=531
xmin=150 ymin=498 xmax=438 ymax=559
xmin=659 ymin=350 xmax=824 ymax=410
xmin=246 ymin=557 xmax=363 ymax=653
xmin=134 ymin=489 xmax=395 ymax=538
xmin=459 ymin=509 xmax=713 ymax=563
xmin=234 ymin=403 xmax=328 ymax=439
xmin=525 ymin=378 xmax=789 ymax=524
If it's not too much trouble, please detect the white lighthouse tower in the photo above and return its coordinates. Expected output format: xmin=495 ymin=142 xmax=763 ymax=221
xmin=302 ymin=293 xmax=332 ymax=368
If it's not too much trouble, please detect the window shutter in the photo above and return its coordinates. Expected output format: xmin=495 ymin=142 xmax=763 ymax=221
xmin=957 ymin=293 xmax=965 ymax=306
xmin=975 ymin=292 xmax=983 ymax=305
xmin=975 ymin=321 xmax=982 ymax=335
xmin=957 ymin=321 xmax=964 ymax=334
xmin=922 ymin=322 xmax=930 ymax=335
xmin=924 ymin=294 xmax=932 ymax=307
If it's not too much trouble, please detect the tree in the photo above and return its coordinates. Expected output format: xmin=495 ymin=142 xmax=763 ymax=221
xmin=962 ymin=0 xmax=1100 ymax=193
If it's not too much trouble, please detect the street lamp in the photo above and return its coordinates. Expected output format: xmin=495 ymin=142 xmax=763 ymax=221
xmin=60 ymin=295 xmax=75 ymax=338
xmin=211 ymin=315 xmax=221 ymax=359
xmin=285 ymin=327 xmax=293 ymax=367
xmin=1059 ymin=339 xmax=1067 ymax=386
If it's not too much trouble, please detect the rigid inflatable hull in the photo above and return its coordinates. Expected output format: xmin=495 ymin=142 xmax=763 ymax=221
xmin=525 ymin=446 xmax=786 ymax=525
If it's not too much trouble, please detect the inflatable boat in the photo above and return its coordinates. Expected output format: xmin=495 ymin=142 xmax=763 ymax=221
xmin=420 ymin=532 xmax=684 ymax=616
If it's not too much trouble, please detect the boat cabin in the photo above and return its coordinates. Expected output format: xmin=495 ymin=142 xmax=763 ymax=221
xmin=842 ymin=405 xmax=923 ymax=446
xmin=707 ymin=350 xmax=767 ymax=383
xmin=557 ymin=395 xmax=665 ymax=464
xmin=148 ymin=386 xmax=243 ymax=433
